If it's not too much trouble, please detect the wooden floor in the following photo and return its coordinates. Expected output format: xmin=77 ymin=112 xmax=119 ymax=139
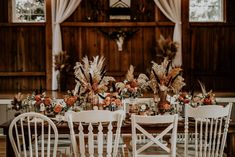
xmin=0 ymin=136 xmax=6 ymax=157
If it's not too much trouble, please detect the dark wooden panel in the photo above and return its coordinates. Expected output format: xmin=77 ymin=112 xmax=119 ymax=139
xmin=189 ymin=26 xmax=235 ymax=91
xmin=0 ymin=26 xmax=46 ymax=91
xmin=227 ymin=0 xmax=235 ymax=23
xmin=190 ymin=27 xmax=235 ymax=72
xmin=0 ymin=0 xmax=8 ymax=23
xmin=0 ymin=77 xmax=45 ymax=92
xmin=0 ymin=26 xmax=45 ymax=72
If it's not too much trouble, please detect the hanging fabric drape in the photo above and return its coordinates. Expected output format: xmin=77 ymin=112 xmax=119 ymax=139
xmin=153 ymin=0 xmax=182 ymax=66
xmin=51 ymin=0 xmax=82 ymax=90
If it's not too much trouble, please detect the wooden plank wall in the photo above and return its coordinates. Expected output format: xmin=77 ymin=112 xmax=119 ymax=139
xmin=0 ymin=0 xmax=235 ymax=92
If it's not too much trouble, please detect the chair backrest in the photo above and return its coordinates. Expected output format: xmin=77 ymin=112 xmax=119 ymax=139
xmin=131 ymin=114 xmax=178 ymax=157
xmin=184 ymin=103 xmax=232 ymax=157
xmin=8 ymin=112 xmax=59 ymax=157
xmin=65 ymin=110 xmax=124 ymax=157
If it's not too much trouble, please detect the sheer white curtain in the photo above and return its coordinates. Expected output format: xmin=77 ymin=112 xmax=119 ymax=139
xmin=153 ymin=0 xmax=182 ymax=66
xmin=52 ymin=0 xmax=82 ymax=90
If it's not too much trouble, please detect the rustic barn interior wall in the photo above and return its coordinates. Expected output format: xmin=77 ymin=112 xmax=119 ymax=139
xmin=0 ymin=0 xmax=235 ymax=92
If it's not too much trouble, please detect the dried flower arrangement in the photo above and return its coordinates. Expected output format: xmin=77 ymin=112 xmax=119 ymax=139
xmin=192 ymin=81 xmax=216 ymax=106
xmin=73 ymin=56 xmax=115 ymax=104
xmin=54 ymin=51 xmax=71 ymax=91
xmin=10 ymin=91 xmax=79 ymax=115
xmin=116 ymin=65 xmax=149 ymax=99
xmin=157 ymin=35 xmax=179 ymax=60
xmin=10 ymin=93 xmax=25 ymax=111
xmin=54 ymin=51 xmax=71 ymax=72
xmin=173 ymin=81 xmax=217 ymax=114
xmin=149 ymin=58 xmax=185 ymax=94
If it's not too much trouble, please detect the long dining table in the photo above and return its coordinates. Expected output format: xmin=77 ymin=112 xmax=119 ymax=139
xmin=1 ymin=114 xmax=235 ymax=157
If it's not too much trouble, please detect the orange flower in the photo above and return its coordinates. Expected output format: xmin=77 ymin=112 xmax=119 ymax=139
xmin=104 ymin=96 xmax=111 ymax=106
xmin=65 ymin=96 xmax=77 ymax=107
xmin=163 ymin=102 xmax=171 ymax=110
xmin=35 ymin=95 xmax=41 ymax=102
xmin=115 ymin=98 xmax=122 ymax=106
xmin=54 ymin=104 xmax=63 ymax=113
xmin=130 ymin=80 xmax=138 ymax=88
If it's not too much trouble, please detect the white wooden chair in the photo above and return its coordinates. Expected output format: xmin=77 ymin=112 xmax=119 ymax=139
xmin=65 ymin=110 xmax=124 ymax=157
xmin=8 ymin=112 xmax=59 ymax=157
xmin=131 ymin=114 xmax=178 ymax=157
xmin=183 ymin=103 xmax=232 ymax=157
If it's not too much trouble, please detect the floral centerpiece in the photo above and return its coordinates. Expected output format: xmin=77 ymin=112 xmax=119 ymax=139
xmin=173 ymin=81 xmax=217 ymax=116
xmin=10 ymin=92 xmax=54 ymax=115
xmin=9 ymin=93 xmax=32 ymax=116
xmin=73 ymin=56 xmax=115 ymax=110
xmin=32 ymin=92 xmax=55 ymax=115
xmin=192 ymin=81 xmax=216 ymax=107
xmin=53 ymin=90 xmax=79 ymax=114
xmin=10 ymin=92 xmax=25 ymax=111
xmin=10 ymin=90 xmax=80 ymax=116
xmin=115 ymin=65 xmax=149 ymax=99
xmin=174 ymin=92 xmax=192 ymax=105
xmin=173 ymin=92 xmax=192 ymax=115
xmin=149 ymin=58 xmax=186 ymax=114
xmin=101 ymin=93 xmax=122 ymax=111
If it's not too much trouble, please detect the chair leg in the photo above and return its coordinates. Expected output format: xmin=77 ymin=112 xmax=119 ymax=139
xmin=121 ymin=145 xmax=125 ymax=157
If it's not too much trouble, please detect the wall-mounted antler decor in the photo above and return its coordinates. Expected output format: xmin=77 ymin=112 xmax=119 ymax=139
xmin=98 ymin=28 xmax=139 ymax=51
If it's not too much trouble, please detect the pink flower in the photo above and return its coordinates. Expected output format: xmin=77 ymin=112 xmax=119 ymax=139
xmin=54 ymin=104 xmax=63 ymax=113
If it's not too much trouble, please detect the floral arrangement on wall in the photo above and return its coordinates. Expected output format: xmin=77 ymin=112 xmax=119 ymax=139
xmin=54 ymin=50 xmax=71 ymax=91
xmin=157 ymin=35 xmax=179 ymax=60
xmin=54 ymin=51 xmax=71 ymax=72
